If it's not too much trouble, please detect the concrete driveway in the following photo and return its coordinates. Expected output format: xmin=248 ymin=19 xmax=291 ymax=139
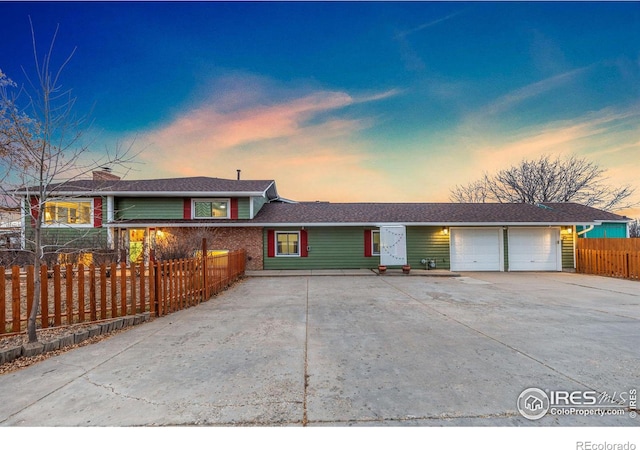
xmin=0 ymin=272 xmax=638 ymax=426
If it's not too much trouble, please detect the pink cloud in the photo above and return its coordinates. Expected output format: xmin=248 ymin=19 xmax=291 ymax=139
xmin=133 ymin=77 xmax=401 ymax=201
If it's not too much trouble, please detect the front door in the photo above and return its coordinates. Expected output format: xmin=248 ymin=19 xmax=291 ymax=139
xmin=129 ymin=228 xmax=146 ymax=263
xmin=380 ymin=225 xmax=407 ymax=266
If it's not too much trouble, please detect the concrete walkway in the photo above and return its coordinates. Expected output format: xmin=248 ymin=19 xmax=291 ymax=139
xmin=0 ymin=272 xmax=638 ymax=426
xmin=246 ymin=269 xmax=458 ymax=277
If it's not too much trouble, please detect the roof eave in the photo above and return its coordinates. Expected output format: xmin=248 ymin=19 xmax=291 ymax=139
xmin=105 ymin=220 xmax=601 ymax=228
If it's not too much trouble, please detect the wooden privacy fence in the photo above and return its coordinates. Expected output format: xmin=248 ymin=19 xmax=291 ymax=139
xmin=0 ymin=249 xmax=246 ymax=336
xmin=576 ymin=238 xmax=640 ymax=281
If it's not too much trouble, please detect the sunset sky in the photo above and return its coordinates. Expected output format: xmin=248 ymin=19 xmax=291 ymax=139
xmin=2 ymin=2 xmax=639 ymax=217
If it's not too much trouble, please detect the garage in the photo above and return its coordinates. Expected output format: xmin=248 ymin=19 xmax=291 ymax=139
xmin=450 ymin=227 xmax=503 ymax=271
xmin=508 ymin=227 xmax=561 ymax=271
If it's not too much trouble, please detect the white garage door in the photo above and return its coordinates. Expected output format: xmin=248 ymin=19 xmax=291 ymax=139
xmin=508 ymin=228 xmax=561 ymax=271
xmin=450 ymin=228 xmax=503 ymax=271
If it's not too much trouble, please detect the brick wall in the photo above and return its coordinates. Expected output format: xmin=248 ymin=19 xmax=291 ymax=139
xmin=170 ymin=227 xmax=264 ymax=270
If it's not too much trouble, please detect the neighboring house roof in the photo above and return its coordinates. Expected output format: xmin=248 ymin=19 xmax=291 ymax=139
xmin=107 ymin=201 xmax=629 ymax=228
xmin=15 ymin=177 xmax=279 ymax=199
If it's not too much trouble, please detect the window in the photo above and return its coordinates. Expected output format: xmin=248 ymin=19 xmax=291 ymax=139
xmin=276 ymin=232 xmax=300 ymax=256
xmin=372 ymin=230 xmax=380 ymax=255
xmin=193 ymin=199 xmax=230 ymax=219
xmin=43 ymin=200 xmax=92 ymax=226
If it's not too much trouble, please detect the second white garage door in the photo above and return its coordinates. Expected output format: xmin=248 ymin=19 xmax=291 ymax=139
xmin=508 ymin=227 xmax=561 ymax=271
xmin=450 ymin=228 xmax=503 ymax=271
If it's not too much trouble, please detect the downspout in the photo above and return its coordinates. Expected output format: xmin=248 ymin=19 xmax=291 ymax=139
xmin=107 ymin=196 xmax=115 ymax=248
xmin=576 ymin=225 xmax=594 ymax=237
xmin=575 ymin=225 xmax=594 ymax=270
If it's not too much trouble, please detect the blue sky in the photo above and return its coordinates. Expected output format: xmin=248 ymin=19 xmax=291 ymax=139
xmin=1 ymin=1 xmax=639 ymax=215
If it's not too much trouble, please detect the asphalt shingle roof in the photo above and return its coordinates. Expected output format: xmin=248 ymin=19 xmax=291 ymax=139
xmin=38 ymin=177 xmax=276 ymax=195
xmin=250 ymin=201 xmax=629 ymax=224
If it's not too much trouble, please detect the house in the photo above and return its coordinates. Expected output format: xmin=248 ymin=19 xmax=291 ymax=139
xmin=0 ymin=195 xmax=21 ymax=250
xmin=576 ymin=222 xmax=630 ymax=238
xmin=17 ymin=172 xmax=631 ymax=272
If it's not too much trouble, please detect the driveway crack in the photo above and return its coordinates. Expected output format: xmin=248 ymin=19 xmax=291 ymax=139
xmin=302 ymin=276 xmax=310 ymax=426
xmin=380 ymin=278 xmax=601 ymax=393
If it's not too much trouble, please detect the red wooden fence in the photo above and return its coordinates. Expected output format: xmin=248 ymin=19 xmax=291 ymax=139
xmin=575 ymin=238 xmax=640 ymax=281
xmin=0 ymin=249 xmax=246 ymax=336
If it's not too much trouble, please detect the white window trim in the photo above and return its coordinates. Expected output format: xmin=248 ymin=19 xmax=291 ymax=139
xmin=42 ymin=198 xmax=95 ymax=229
xmin=275 ymin=231 xmax=301 ymax=257
xmin=371 ymin=230 xmax=380 ymax=256
xmin=192 ymin=198 xmax=230 ymax=219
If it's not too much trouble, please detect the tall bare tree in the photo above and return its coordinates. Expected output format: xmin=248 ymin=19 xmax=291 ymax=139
xmin=1 ymin=20 xmax=134 ymax=342
xmin=629 ymin=220 xmax=639 ymax=238
xmin=450 ymin=154 xmax=635 ymax=211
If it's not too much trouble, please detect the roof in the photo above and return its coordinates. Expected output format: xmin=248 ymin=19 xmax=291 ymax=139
xmin=17 ymin=177 xmax=279 ymax=199
xmin=107 ymin=201 xmax=629 ymax=227
xmin=250 ymin=202 xmax=628 ymax=225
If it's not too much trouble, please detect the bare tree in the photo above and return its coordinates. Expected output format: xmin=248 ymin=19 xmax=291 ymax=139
xmin=0 ymin=21 xmax=134 ymax=342
xmin=450 ymin=154 xmax=635 ymax=211
xmin=153 ymin=228 xmax=221 ymax=261
xmin=629 ymin=220 xmax=639 ymax=238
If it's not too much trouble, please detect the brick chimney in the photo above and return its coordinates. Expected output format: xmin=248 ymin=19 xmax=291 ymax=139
xmin=93 ymin=168 xmax=121 ymax=181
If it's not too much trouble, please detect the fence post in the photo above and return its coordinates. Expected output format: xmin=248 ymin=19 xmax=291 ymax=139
xmin=202 ymin=238 xmax=208 ymax=301
xmin=12 ymin=266 xmax=20 ymax=333
xmin=89 ymin=263 xmax=97 ymax=321
xmin=40 ymin=265 xmax=49 ymax=328
xmin=54 ymin=265 xmax=62 ymax=326
xmin=155 ymin=261 xmax=162 ymax=316
xmin=100 ymin=264 xmax=107 ymax=320
xmin=110 ymin=262 xmax=117 ymax=318
xmin=120 ymin=262 xmax=127 ymax=316
xmin=66 ymin=264 xmax=73 ymax=324
xmin=78 ymin=264 xmax=85 ymax=323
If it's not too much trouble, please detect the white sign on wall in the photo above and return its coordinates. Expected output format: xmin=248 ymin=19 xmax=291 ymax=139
xmin=380 ymin=225 xmax=407 ymax=266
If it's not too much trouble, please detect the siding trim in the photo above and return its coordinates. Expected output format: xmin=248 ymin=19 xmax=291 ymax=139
xmin=93 ymin=197 xmax=103 ymax=228
xmin=183 ymin=198 xmax=191 ymax=219
xmin=267 ymin=230 xmax=275 ymax=257
xmin=230 ymin=198 xmax=239 ymax=220
xmin=364 ymin=229 xmax=372 ymax=257
xmin=301 ymin=229 xmax=308 ymax=257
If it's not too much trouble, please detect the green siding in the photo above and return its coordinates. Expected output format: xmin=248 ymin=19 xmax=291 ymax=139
xmin=263 ymin=226 xmax=451 ymax=270
xmin=26 ymin=196 xmax=109 ymax=252
xmin=238 ymin=197 xmax=251 ymax=219
xmin=116 ymin=198 xmax=184 ymax=220
xmin=406 ymin=227 xmax=450 ymax=270
xmin=26 ymin=227 xmax=108 ymax=252
xmin=264 ymin=227 xmax=380 ymax=270
xmin=252 ymin=196 xmax=268 ymax=217
xmin=562 ymin=229 xmax=574 ymax=269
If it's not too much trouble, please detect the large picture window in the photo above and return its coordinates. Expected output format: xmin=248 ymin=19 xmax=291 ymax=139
xmin=44 ymin=200 xmax=92 ymax=226
xmin=193 ymin=199 xmax=230 ymax=219
xmin=276 ymin=231 xmax=300 ymax=256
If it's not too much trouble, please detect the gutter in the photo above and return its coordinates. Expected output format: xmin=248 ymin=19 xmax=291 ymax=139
xmin=14 ymin=190 xmax=271 ymax=198
xmin=103 ymin=221 xmax=599 ymax=229
xmin=576 ymin=225 xmax=594 ymax=236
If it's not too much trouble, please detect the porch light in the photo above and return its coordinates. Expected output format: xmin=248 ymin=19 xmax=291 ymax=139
xmin=442 ymin=227 xmax=449 ymax=235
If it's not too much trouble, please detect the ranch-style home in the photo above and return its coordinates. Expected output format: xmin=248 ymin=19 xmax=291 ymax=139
xmin=18 ymin=171 xmax=630 ymax=272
